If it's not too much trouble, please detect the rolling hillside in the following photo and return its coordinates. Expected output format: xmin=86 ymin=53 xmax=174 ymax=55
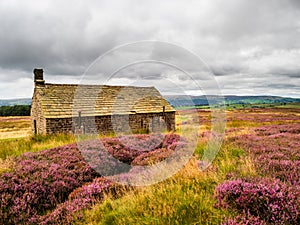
xmin=165 ymin=95 xmax=300 ymax=107
xmin=0 ymin=95 xmax=300 ymax=108
xmin=0 ymin=98 xmax=32 ymax=106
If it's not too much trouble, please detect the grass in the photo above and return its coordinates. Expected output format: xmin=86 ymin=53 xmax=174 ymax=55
xmin=0 ymin=134 xmax=75 ymax=160
xmin=0 ymin=157 xmax=15 ymax=174
xmin=76 ymin=135 xmax=257 ymax=225
xmin=274 ymin=103 xmax=300 ymax=108
xmin=175 ymin=102 xmax=300 ymax=110
xmin=77 ymin=160 xmax=233 ymax=225
xmin=0 ymin=133 xmax=76 ymax=176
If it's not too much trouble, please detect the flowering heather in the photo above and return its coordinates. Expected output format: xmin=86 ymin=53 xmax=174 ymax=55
xmin=33 ymin=177 xmax=127 ymax=225
xmin=131 ymin=141 xmax=187 ymax=166
xmin=79 ymin=133 xmax=185 ymax=175
xmin=131 ymin=148 xmax=174 ymax=166
xmin=217 ymin=109 xmax=300 ymax=224
xmin=116 ymin=133 xmax=165 ymax=152
xmin=221 ymin=214 xmax=266 ymax=225
xmin=99 ymin=133 xmax=183 ymax=164
xmin=0 ymin=144 xmax=98 ymax=224
xmin=233 ymin=123 xmax=300 ymax=185
xmin=0 ymin=133 xmax=183 ymax=224
xmin=226 ymin=108 xmax=300 ymax=124
xmin=216 ymin=178 xmax=300 ymax=224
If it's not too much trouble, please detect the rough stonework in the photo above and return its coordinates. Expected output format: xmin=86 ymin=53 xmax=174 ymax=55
xmin=30 ymin=69 xmax=176 ymax=135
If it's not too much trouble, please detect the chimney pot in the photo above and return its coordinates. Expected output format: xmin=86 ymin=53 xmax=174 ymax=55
xmin=34 ymin=68 xmax=45 ymax=85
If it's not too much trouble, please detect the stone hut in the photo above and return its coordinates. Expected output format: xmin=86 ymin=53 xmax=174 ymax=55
xmin=31 ymin=69 xmax=176 ymax=134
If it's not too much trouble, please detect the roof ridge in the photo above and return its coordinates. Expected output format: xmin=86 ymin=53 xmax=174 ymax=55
xmin=42 ymin=83 xmax=156 ymax=89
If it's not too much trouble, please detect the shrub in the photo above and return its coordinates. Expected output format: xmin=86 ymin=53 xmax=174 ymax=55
xmin=221 ymin=214 xmax=266 ymax=225
xmin=233 ymin=124 xmax=300 ymax=185
xmin=131 ymin=148 xmax=173 ymax=166
xmin=0 ymin=144 xmax=98 ymax=224
xmin=216 ymin=178 xmax=300 ymax=224
xmin=33 ymin=177 xmax=127 ymax=225
xmin=0 ymin=133 xmax=184 ymax=224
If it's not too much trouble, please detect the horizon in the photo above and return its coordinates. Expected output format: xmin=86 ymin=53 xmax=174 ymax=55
xmin=1 ymin=93 xmax=300 ymax=101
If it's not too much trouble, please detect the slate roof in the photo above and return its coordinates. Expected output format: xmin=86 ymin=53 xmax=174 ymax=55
xmin=34 ymin=83 xmax=175 ymax=118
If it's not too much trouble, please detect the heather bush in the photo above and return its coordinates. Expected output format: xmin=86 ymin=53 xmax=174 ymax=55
xmin=221 ymin=214 xmax=266 ymax=225
xmin=99 ymin=133 xmax=183 ymax=164
xmin=80 ymin=140 xmax=132 ymax=176
xmin=117 ymin=133 xmax=165 ymax=152
xmin=216 ymin=178 xmax=300 ymax=224
xmin=226 ymin=108 xmax=300 ymax=124
xmin=0 ymin=133 xmax=184 ymax=224
xmin=79 ymin=134 xmax=185 ymax=175
xmin=0 ymin=144 xmax=98 ymax=224
xmin=161 ymin=133 xmax=181 ymax=148
xmin=232 ymin=124 xmax=300 ymax=185
xmin=131 ymin=148 xmax=173 ymax=166
xmin=218 ymin=112 xmax=300 ymax=224
xmin=131 ymin=141 xmax=187 ymax=166
xmin=33 ymin=177 xmax=127 ymax=225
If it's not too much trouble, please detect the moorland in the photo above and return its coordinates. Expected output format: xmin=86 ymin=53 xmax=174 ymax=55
xmin=0 ymin=105 xmax=299 ymax=224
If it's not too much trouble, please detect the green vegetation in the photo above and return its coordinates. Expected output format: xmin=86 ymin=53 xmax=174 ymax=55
xmin=274 ymin=103 xmax=300 ymax=109
xmin=167 ymin=95 xmax=300 ymax=109
xmin=175 ymin=102 xmax=300 ymax=110
xmin=78 ymin=178 xmax=229 ymax=225
xmin=75 ymin=136 xmax=257 ymax=225
xmin=77 ymin=147 xmax=248 ymax=225
xmin=0 ymin=133 xmax=76 ymax=176
xmin=0 ymin=134 xmax=75 ymax=160
xmin=0 ymin=105 xmax=30 ymax=116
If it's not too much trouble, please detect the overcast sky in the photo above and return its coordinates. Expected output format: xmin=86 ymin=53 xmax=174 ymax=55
xmin=0 ymin=0 xmax=299 ymax=99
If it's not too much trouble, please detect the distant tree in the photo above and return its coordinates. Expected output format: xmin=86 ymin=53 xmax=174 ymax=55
xmin=0 ymin=105 xmax=31 ymax=116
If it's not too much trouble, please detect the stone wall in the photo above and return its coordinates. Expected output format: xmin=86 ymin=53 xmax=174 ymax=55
xmin=44 ymin=112 xmax=175 ymax=134
xmin=30 ymin=91 xmax=46 ymax=134
xmin=46 ymin=117 xmax=74 ymax=134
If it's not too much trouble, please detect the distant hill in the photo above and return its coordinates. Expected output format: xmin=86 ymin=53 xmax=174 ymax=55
xmin=0 ymin=95 xmax=300 ymax=108
xmin=164 ymin=95 xmax=300 ymax=107
xmin=0 ymin=98 xmax=32 ymax=106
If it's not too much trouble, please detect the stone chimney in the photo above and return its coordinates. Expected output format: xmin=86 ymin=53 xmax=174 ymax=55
xmin=34 ymin=68 xmax=45 ymax=85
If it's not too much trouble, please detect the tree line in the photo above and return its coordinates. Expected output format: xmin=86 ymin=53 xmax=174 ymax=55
xmin=0 ymin=105 xmax=31 ymax=116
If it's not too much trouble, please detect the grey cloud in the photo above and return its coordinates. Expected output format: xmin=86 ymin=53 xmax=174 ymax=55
xmin=267 ymin=83 xmax=299 ymax=89
xmin=284 ymin=74 xmax=300 ymax=78
xmin=272 ymin=70 xmax=300 ymax=78
xmin=211 ymin=65 xmax=248 ymax=76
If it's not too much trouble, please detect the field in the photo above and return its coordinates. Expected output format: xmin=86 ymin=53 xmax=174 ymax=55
xmin=0 ymin=106 xmax=299 ymax=224
xmin=0 ymin=116 xmax=31 ymax=139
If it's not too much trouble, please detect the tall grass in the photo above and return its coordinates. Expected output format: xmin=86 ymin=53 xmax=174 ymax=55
xmin=72 ymin=109 xmax=267 ymax=224
xmin=77 ymin=162 xmax=229 ymax=225
xmin=75 ymin=137 xmax=257 ymax=225
xmin=0 ymin=134 xmax=75 ymax=160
